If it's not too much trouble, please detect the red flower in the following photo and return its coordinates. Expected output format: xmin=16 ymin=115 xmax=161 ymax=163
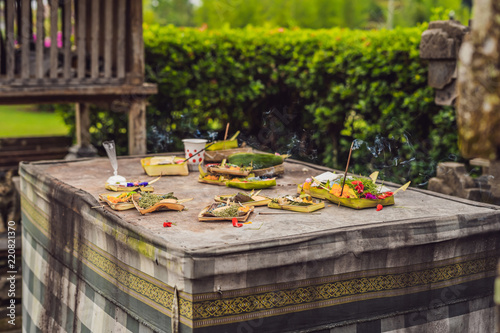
xmin=232 ymin=218 xmax=243 ymax=228
xmin=377 ymin=191 xmax=394 ymax=199
xmin=376 ymin=204 xmax=383 ymax=211
xmin=351 ymin=181 xmax=364 ymax=193
xmin=163 ymin=222 xmax=172 ymax=227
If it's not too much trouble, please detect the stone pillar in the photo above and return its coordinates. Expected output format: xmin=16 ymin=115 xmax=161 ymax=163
xmin=420 ymin=20 xmax=470 ymax=105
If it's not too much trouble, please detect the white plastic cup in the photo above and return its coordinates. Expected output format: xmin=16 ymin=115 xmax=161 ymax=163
xmin=182 ymin=139 xmax=208 ymax=171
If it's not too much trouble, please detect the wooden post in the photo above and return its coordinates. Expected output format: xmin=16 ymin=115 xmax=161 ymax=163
xmin=36 ymin=0 xmax=44 ymax=79
xmin=62 ymin=0 xmax=72 ymax=79
xmin=77 ymin=0 xmax=87 ymax=79
xmin=5 ymin=0 xmax=15 ymax=80
xmin=104 ymin=0 xmax=113 ymax=79
xmin=49 ymin=0 xmax=58 ymax=79
xmin=90 ymin=0 xmax=100 ymax=79
xmin=20 ymin=0 xmax=30 ymax=79
xmin=128 ymin=0 xmax=145 ymax=85
xmin=75 ymin=103 xmax=91 ymax=148
xmin=128 ymin=99 xmax=147 ymax=155
xmin=116 ymin=0 xmax=126 ymax=79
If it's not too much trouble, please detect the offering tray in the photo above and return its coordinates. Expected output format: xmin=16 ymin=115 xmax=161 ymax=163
xmin=98 ymin=192 xmax=140 ymax=211
xmin=132 ymin=193 xmax=190 ymax=215
xmin=141 ymin=156 xmax=189 ymax=176
xmin=198 ymin=203 xmax=254 ymax=222
xmin=268 ymin=194 xmax=325 ymax=213
xmin=214 ymin=190 xmax=271 ymax=207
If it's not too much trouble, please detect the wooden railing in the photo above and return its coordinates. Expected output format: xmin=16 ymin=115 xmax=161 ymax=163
xmin=0 ymin=0 xmax=144 ymax=88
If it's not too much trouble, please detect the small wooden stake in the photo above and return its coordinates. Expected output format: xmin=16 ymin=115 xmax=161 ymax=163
xmin=339 ymin=141 xmax=355 ymax=197
xmin=224 ymin=123 xmax=230 ymax=141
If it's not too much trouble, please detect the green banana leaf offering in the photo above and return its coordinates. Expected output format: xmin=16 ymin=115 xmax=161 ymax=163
xmin=205 ymin=131 xmax=240 ymax=151
xmin=226 ymin=177 xmax=276 ymax=190
xmin=228 ymin=152 xmax=286 ymax=170
xmin=268 ymin=194 xmax=325 ymax=213
xmin=297 ymin=171 xmax=410 ymax=210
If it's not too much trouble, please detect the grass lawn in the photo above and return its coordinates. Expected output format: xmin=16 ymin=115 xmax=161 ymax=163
xmin=0 ymin=105 xmax=71 ymax=138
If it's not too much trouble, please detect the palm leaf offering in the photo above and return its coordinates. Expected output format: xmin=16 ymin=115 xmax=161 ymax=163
xmin=214 ymin=190 xmax=271 ymax=206
xmin=205 ymin=131 xmax=240 ymax=151
xmin=226 ymin=176 xmax=276 ymax=190
xmin=198 ymin=202 xmax=254 ymax=222
xmin=140 ymin=156 xmax=189 ymax=176
xmin=227 ymin=153 xmax=287 ymax=176
xmin=99 ymin=191 xmax=141 ymax=211
xmin=204 ymin=131 xmax=254 ymax=162
xmin=132 ymin=192 xmax=191 ymax=215
xmin=206 ymin=159 xmax=253 ymax=176
xmin=198 ymin=164 xmax=276 ymax=189
xmin=198 ymin=163 xmax=229 ymax=185
xmin=268 ymin=194 xmax=325 ymax=213
xmin=297 ymin=172 xmax=410 ymax=209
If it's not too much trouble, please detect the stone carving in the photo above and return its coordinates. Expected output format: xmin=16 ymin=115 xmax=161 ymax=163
xmin=427 ymin=161 xmax=499 ymax=204
xmin=420 ymin=20 xmax=470 ymax=105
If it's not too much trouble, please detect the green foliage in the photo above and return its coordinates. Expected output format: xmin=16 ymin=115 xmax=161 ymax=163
xmin=143 ymin=0 xmax=195 ymax=27
xmin=193 ymin=0 xmax=470 ymax=29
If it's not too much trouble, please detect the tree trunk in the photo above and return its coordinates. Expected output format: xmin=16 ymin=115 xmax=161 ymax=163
xmin=456 ymin=0 xmax=500 ymax=160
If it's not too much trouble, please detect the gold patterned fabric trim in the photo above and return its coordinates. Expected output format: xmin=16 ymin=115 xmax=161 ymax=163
xmin=191 ymin=257 xmax=496 ymax=327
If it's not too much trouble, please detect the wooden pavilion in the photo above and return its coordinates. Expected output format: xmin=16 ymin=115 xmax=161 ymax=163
xmin=0 ymin=0 xmax=157 ymax=155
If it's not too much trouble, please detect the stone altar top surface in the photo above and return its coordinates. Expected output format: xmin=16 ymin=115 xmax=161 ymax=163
xmin=21 ymin=155 xmax=500 ymax=253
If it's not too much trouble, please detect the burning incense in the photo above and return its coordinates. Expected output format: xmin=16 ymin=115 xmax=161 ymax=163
xmin=224 ymin=123 xmax=230 ymax=141
xmin=339 ymin=141 xmax=355 ymax=197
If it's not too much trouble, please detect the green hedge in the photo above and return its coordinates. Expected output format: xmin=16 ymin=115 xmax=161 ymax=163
xmin=67 ymin=25 xmax=460 ymax=187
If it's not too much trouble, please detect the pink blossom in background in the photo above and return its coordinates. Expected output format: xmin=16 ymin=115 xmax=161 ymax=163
xmin=57 ymin=31 xmax=62 ymax=48
xmin=43 ymin=31 xmax=63 ymax=48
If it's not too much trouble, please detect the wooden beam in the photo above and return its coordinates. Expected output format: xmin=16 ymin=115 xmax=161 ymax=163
xmin=77 ymin=0 xmax=87 ymax=79
xmin=0 ymin=82 xmax=158 ymax=96
xmin=128 ymin=0 xmax=144 ymax=84
xmin=36 ymin=0 xmax=45 ymax=79
xmin=0 ymin=82 xmax=158 ymax=105
xmin=5 ymin=0 xmax=15 ymax=80
xmin=128 ymin=99 xmax=147 ymax=155
xmin=49 ymin=0 xmax=58 ymax=79
xmin=90 ymin=0 xmax=100 ymax=79
xmin=21 ymin=0 xmax=30 ymax=79
xmin=75 ymin=103 xmax=91 ymax=147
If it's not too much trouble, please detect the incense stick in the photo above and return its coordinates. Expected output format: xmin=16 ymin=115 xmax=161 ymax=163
xmin=224 ymin=123 xmax=230 ymax=141
xmin=339 ymin=141 xmax=355 ymax=197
